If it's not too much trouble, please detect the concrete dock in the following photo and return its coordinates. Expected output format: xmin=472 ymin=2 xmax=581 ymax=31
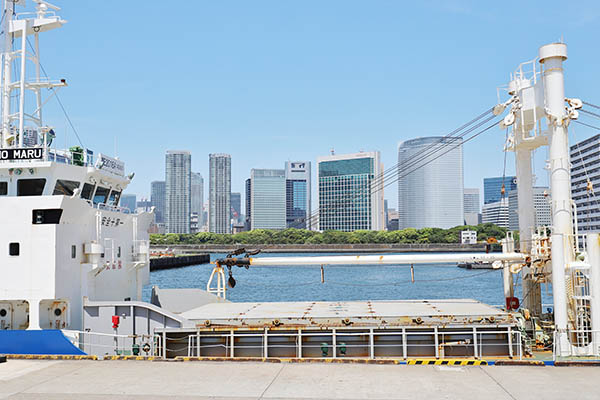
xmin=0 ymin=360 xmax=598 ymax=399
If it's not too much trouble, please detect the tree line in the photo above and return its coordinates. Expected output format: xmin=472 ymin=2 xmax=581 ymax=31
xmin=150 ymin=223 xmax=507 ymax=245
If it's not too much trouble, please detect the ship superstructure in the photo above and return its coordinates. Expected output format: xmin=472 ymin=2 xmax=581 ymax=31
xmin=0 ymin=0 xmax=153 ymax=333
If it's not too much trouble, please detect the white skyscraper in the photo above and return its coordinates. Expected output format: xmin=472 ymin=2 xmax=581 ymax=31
xmin=191 ymin=172 xmax=204 ymax=233
xmin=508 ymin=187 xmax=551 ymax=231
xmin=463 ymin=188 xmax=481 ymax=226
xmin=209 ymin=153 xmax=231 ymax=234
xmin=165 ymin=150 xmax=191 ymax=234
xmin=398 ymin=137 xmax=464 ymax=229
xmin=482 ymin=198 xmax=509 ymax=228
xmin=251 ymin=169 xmax=286 ymax=230
xmin=317 ymin=151 xmax=384 ymax=231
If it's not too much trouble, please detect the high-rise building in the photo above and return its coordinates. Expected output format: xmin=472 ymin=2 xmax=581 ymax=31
xmin=571 ymin=133 xmax=600 ymax=233
xmin=120 ymin=194 xmax=136 ymax=212
xmin=482 ymin=198 xmax=509 ymax=228
xmin=398 ymin=137 xmax=463 ymax=229
xmin=191 ymin=172 xmax=204 ymax=233
xmin=251 ymin=169 xmax=286 ymax=230
xmin=209 ymin=153 xmax=231 ymax=234
xmin=318 ymin=151 xmax=384 ymax=231
xmin=231 ymin=192 xmax=242 ymax=224
xmin=484 ymin=176 xmax=517 ymax=204
xmin=245 ymin=178 xmax=252 ymax=231
xmin=463 ymin=188 xmax=481 ymax=226
xmin=508 ymin=187 xmax=552 ymax=231
xmin=151 ymin=181 xmax=166 ymax=223
xmin=285 ymin=161 xmax=311 ymax=229
xmin=165 ymin=150 xmax=191 ymax=234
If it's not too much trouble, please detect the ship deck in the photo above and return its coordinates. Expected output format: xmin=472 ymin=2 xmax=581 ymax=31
xmin=180 ymin=298 xmax=516 ymax=328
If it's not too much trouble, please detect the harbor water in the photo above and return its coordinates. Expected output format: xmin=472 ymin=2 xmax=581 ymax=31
xmin=143 ymin=252 xmax=554 ymax=308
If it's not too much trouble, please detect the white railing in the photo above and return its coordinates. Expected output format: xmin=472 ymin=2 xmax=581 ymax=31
xmin=177 ymin=328 xmax=522 ymax=360
xmin=62 ymin=330 xmax=158 ymax=358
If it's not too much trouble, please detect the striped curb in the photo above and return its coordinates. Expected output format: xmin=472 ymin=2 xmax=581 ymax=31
xmin=102 ymin=355 xmax=159 ymax=361
xmin=407 ymin=359 xmax=487 ymax=366
xmin=5 ymin=354 xmax=97 ymax=360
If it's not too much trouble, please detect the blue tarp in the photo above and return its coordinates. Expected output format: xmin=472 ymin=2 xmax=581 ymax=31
xmin=0 ymin=330 xmax=86 ymax=355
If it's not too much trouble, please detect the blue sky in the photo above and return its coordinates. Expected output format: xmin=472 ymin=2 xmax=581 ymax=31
xmin=35 ymin=0 xmax=600 ymax=209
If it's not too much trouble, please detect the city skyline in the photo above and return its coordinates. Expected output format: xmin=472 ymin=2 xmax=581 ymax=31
xmin=48 ymin=3 xmax=597 ymax=210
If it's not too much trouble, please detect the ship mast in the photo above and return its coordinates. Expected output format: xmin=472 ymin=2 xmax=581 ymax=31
xmin=0 ymin=0 xmax=66 ymax=149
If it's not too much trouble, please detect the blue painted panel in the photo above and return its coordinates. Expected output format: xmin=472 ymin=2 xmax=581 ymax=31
xmin=0 ymin=330 xmax=86 ymax=355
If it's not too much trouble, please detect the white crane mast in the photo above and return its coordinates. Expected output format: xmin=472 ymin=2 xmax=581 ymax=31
xmin=0 ymin=0 xmax=66 ymax=149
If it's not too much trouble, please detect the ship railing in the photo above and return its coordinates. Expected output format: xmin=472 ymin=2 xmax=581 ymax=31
xmin=553 ymin=329 xmax=600 ymax=360
xmin=63 ymin=329 xmax=159 ymax=358
xmin=85 ymin=200 xmax=132 ymax=214
xmin=180 ymin=327 xmax=522 ymax=360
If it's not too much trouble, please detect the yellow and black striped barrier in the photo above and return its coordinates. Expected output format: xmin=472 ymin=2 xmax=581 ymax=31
xmin=6 ymin=354 xmax=98 ymax=360
xmin=407 ymin=359 xmax=487 ymax=366
xmin=103 ymin=355 xmax=159 ymax=361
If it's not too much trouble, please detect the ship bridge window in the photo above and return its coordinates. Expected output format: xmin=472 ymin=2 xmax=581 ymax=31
xmin=17 ymin=179 xmax=46 ymax=196
xmin=0 ymin=182 xmax=7 ymax=195
xmin=53 ymin=180 xmax=80 ymax=196
xmin=80 ymin=183 xmax=94 ymax=200
xmin=108 ymin=190 xmax=121 ymax=206
xmin=93 ymin=186 xmax=109 ymax=205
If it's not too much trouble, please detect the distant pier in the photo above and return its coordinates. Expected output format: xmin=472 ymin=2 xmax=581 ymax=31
xmin=151 ymin=243 xmax=488 ymax=254
xmin=149 ymin=254 xmax=210 ymax=271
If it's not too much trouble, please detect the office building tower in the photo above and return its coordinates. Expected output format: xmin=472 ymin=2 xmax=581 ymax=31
xmin=245 ymin=178 xmax=252 ymax=231
xmin=209 ymin=153 xmax=231 ymax=234
xmin=482 ymin=198 xmax=509 ymax=228
xmin=285 ymin=161 xmax=311 ymax=229
xmin=151 ymin=181 xmax=166 ymax=223
xmin=120 ymin=194 xmax=136 ymax=212
xmin=231 ymin=192 xmax=242 ymax=224
xmin=508 ymin=187 xmax=551 ymax=231
xmin=484 ymin=176 xmax=517 ymax=205
xmin=251 ymin=169 xmax=286 ymax=230
xmin=571 ymin=133 xmax=600 ymax=233
xmin=318 ymin=151 xmax=384 ymax=231
xmin=165 ymin=150 xmax=191 ymax=234
xmin=464 ymin=188 xmax=481 ymax=226
xmin=191 ymin=172 xmax=204 ymax=233
xmin=398 ymin=137 xmax=464 ymax=229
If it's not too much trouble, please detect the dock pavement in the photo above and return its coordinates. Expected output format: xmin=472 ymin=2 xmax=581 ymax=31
xmin=0 ymin=359 xmax=598 ymax=399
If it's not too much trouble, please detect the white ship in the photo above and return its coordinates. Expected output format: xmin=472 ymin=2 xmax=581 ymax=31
xmin=0 ymin=0 xmax=154 ymax=353
xmin=1 ymin=0 xmax=599 ymax=362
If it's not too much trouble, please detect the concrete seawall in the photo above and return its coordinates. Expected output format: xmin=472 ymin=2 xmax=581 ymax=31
xmin=149 ymin=254 xmax=210 ymax=271
xmin=151 ymin=243 xmax=488 ymax=254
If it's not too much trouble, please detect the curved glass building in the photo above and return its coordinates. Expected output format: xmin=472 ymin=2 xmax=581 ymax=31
xmin=397 ymin=137 xmax=464 ymax=229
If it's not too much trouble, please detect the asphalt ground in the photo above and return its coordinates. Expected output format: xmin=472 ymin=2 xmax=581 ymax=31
xmin=0 ymin=359 xmax=598 ymax=400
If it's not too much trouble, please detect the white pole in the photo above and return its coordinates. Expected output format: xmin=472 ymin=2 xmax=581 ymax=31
xmin=587 ymin=234 xmax=600 ymax=353
xmin=1 ymin=0 xmax=14 ymax=148
xmin=247 ymin=252 xmax=525 ymax=266
xmin=551 ymin=233 xmax=570 ymax=355
xmin=34 ymin=32 xmax=42 ymax=126
xmin=515 ymin=146 xmax=541 ymax=315
xmin=539 ymin=43 xmax=572 ymax=343
xmin=17 ymin=24 xmax=27 ymax=148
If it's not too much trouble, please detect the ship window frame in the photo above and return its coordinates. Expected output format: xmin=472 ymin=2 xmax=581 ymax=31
xmin=53 ymin=179 xmax=81 ymax=196
xmin=92 ymin=186 xmax=110 ymax=205
xmin=71 ymin=245 xmax=76 ymax=259
xmin=80 ymin=183 xmax=95 ymax=200
xmin=0 ymin=181 xmax=7 ymax=196
xmin=17 ymin=178 xmax=46 ymax=196
xmin=9 ymin=242 xmax=19 ymax=256
xmin=108 ymin=190 xmax=121 ymax=207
